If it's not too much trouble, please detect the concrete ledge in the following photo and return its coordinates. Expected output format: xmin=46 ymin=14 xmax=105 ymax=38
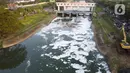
xmin=57 ymin=10 xmax=92 ymax=17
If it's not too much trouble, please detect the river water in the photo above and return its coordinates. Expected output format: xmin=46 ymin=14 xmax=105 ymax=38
xmin=0 ymin=16 xmax=111 ymax=73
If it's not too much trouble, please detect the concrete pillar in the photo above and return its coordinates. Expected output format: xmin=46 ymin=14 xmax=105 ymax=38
xmin=64 ymin=6 xmax=66 ymax=11
xmin=76 ymin=13 xmax=78 ymax=17
xmin=69 ymin=13 xmax=71 ymax=17
xmin=70 ymin=13 xmax=72 ymax=17
xmin=93 ymin=7 xmax=95 ymax=12
xmin=90 ymin=7 xmax=92 ymax=12
xmin=58 ymin=6 xmax=60 ymax=11
xmin=62 ymin=13 xmax=64 ymax=17
xmin=78 ymin=6 xmax=80 ymax=11
xmin=91 ymin=7 xmax=93 ymax=12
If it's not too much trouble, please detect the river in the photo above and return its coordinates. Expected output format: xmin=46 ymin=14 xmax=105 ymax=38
xmin=0 ymin=16 xmax=111 ymax=73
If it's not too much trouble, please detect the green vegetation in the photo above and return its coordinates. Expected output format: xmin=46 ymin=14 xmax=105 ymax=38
xmin=0 ymin=7 xmax=23 ymax=39
xmin=17 ymin=12 xmax=52 ymax=35
xmin=92 ymin=5 xmax=118 ymax=44
xmin=0 ymin=2 xmax=55 ymax=48
xmin=8 ymin=12 xmax=54 ymax=43
xmin=93 ymin=1 xmax=130 ymax=73
xmin=97 ymin=0 xmax=130 ymax=43
xmin=14 ymin=3 xmax=54 ymax=17
xmin=97 ymin=0 xmax=130 ymax=21
xmin=20 ymin=13 xmax=46 ymax=26
xmin=98 ymin=0 xmax=130 ymax=42
xmin=14 ymin=3 xmax=54 ymax=34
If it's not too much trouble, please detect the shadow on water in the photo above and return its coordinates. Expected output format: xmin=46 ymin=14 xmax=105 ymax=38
xmin=0 ymin=44 xmax=27 ymax=70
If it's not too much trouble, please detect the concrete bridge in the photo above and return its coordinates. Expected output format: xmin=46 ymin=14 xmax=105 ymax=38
xmin=57 ymin=10 xmax=92 ymax=17
xmin=56 ymin=1 xmax=95 ymax=11
xmin=55 ymin=1 xmax=96 ymax=17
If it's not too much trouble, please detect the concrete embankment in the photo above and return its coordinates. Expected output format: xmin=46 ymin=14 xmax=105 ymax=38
xmin=2 ymin=15 xmax=55 ymax=48
xmin=3 ymin=24 xmax=44 ymax=48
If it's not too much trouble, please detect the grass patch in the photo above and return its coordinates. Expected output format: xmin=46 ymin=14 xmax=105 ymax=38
xmin=93 ymin=18 xmax=110 ymax=44
xmin=92 ymin=6 xmax=119 ymax=44
xmin=92 ymin=18 xmax=100 ymax=29
xmin=4 ymin=12 xmax=55 ymax=43
xmin=20 ymin=13 xmax=47 ymax=26
xmin=18 ymin=12 xmax=51 ymax=33
xmin=99 ymin=18 xmax=114 ymax=33
xmin=95 ymin=5 xmax=103 ymax=12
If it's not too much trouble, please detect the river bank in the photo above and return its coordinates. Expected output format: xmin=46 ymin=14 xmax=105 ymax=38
xmin=92 ymin=22 xmax=130 ymax=73
xmin=2 ymin=14 xmax=55 ymax=48
xmin=92 ymin=5 xmax=130 ymax=73
xmin=92 ymin=21 xmax=117 ymax=73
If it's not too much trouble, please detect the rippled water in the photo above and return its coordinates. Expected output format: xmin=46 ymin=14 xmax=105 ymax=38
xmin=0 ymin=17 xmax=111 ymax=73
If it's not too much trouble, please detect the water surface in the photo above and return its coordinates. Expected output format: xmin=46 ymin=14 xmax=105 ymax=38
xmin=0 ymin=17 xmax=110 ymax=73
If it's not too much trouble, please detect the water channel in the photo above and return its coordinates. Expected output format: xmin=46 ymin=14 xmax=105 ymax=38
xmin=0 ymin=16 xmax=111 ymax=73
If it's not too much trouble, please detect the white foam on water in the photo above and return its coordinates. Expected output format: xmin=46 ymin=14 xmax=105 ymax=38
xmin=71 ymin=64 xmax=90 ymax=73
xmin=96 ymin=67 xmax=102 ymax=73
xmin=41 ymin=54 xmax=44 ymax=57
xmin=97 ymin=54 xmax=104 ymax=59
xmin=75 ymin=69 xmax=89 ymax=73
xmin=71 ymin=63 xmax=85 ymax=70
xmin=51 ymin=41 xmax=70 ymax=49
xmin=41 ymin=45 xmax=47 ymax=49
xmin=56 ymin=67 xmax=58 ymax=70
xmin=25 ymin=59 xmax=31 ymax=73
xmin=46 ymin=64 xmax=49 ymax=67
xmin=37 ymin=17 xmax=111 ymax=73
xmin=63 ymin=61 xmax=67 ymax=64
xmin=98 ymin=62 xmax=111 ymax=73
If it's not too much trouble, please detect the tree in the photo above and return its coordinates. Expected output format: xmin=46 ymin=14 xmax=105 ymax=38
xmin=0 ymin=7 xmax=23 ymax=39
